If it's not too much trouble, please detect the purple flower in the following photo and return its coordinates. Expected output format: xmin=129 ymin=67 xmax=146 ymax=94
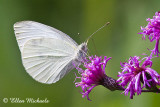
xmin=117 ymin=55 xmax=160 ymax=99
xmin=74 ymin=56 xmax=111 ymax=101
xmin=139 ymin=12 xmax=160 ymax=56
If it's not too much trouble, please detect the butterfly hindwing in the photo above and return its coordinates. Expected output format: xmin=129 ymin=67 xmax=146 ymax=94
xmin=22 ymin=38 xmax=77 ymax=84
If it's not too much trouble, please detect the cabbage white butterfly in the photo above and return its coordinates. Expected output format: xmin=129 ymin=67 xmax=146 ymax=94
xmin=14 ymin=21 xmax=88 ymax=84
xmin=14 ymin=21 xmax=109 ymax=84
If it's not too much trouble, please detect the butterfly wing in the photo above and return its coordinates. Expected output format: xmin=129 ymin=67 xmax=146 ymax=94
xmin=14 ymin=21 xmax=79 ymax=84
xmin=14 ymin=21 xmax=78 ymax=52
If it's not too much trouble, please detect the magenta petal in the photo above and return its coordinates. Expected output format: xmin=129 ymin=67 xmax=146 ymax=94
xmin=142 ymin=71 xmax=151 ymax=88
xmin=135 ymin=72 xmax=141 ymax=93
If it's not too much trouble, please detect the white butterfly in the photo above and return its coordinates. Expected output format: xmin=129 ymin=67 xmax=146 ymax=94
xmin=14 ymin=21 xmax=88 ymax=84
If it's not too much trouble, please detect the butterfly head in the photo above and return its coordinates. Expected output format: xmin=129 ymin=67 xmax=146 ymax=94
xmin=79 ymin=42 xmax=88 ymax=54
xmin=75 ymin=43 xmax=88 ymax=63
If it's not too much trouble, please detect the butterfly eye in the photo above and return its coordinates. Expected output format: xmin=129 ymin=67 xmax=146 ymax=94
xmin=80 ymin=43 xmax=87 ymax=52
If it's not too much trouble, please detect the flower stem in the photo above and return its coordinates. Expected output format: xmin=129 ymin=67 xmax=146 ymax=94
xmin=102 ymin=75 xmax=160 ymax=94
xmin=141 ymin=89 xmax=160 ymax=93
xmin=101 ymin=75 xmax=124 ymax=91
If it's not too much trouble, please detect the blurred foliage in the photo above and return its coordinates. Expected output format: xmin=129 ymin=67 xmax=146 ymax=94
xmin=0 ymin=0 xmax=160 ymax=107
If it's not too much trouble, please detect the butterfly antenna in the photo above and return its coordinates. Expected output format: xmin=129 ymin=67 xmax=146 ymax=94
xmin=91 ymin=38 xmax=99 ymax=56
xmin=87 ymin=48 xmax=91 ymax=56
xmin=85 ymin=22 xmax=110 ymax=44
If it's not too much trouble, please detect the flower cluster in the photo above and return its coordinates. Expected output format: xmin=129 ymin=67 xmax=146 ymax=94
xmin=75 ymin=56 xmax=111 ymax=100
xmin=139 ymin=12 xmax=160 ymax=56
xmin=117 ymin=55 xmax=160 ymax=99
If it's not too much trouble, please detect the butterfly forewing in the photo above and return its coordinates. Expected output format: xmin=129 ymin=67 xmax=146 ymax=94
xmin=14 ymin=21 xmax=81 ymax=84
xmin=14 ymin=21 xmax=78 ymax=52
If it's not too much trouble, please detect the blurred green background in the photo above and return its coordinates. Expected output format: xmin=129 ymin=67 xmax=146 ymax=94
xmin=0 ymin=0 xmax=160 ymax=107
